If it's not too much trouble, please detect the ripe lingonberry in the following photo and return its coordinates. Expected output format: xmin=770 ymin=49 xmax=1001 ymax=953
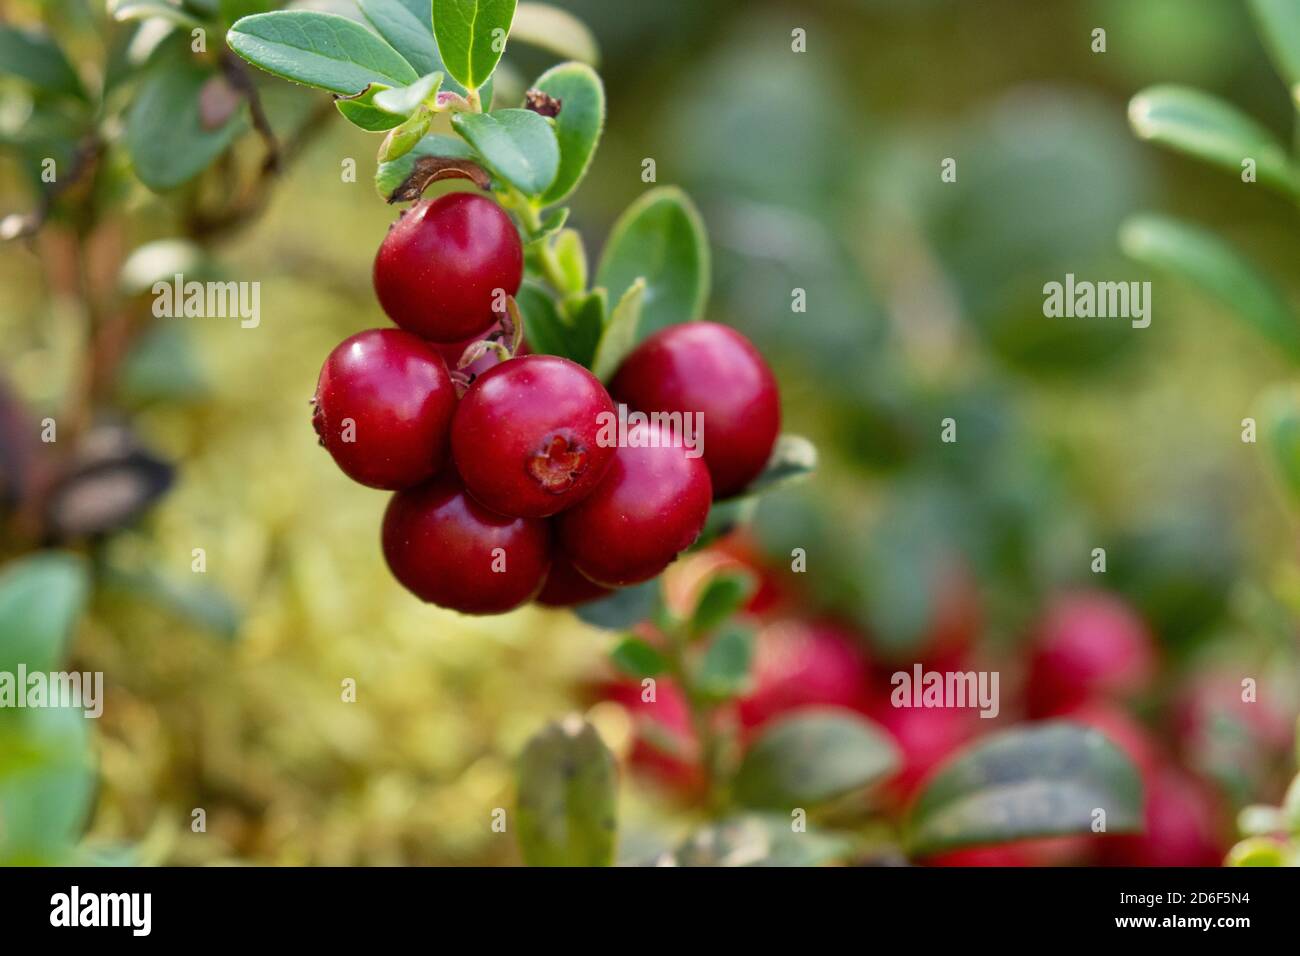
xmin=536 ymin=552 xmax=612 ymax=607
xmin=1096 ymin=766 xmax=1226 ymax=866
xmin=382 ymin=473 xmax=550 ymax=614
xmin=311 ymin=328 xmax=456 ymax=490
xmin=373 ymin=192 xmax=523 ymax=344
xmin=612 ymin=321 xmax=780 ymax=498
xmin=557 ymin=422 xmax=712 ymax=587
xmin=1025 ymin=591 xmax=1156 ymax=718
xmin=452 ymin=355 xmax=616 ymax=518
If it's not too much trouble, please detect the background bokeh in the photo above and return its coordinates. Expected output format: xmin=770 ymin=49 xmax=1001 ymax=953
xmin=2 ymin=0 xmax=1299 ymax=865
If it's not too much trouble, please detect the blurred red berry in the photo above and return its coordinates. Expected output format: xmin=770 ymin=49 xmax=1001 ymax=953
xmin=867 ymin=697 xmax=981 ymax=799
xmin=1025 ymin=591 xmax=1156 ymax=718
xmin=1096 ymin=766 xmax=1226 ymax=867
xmin=601 ymin=677 xmax=701 ymax=790
xmin=738 ymin=620 xmax=873 ymax=731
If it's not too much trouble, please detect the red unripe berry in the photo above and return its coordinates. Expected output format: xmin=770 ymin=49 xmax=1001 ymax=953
xmin=611 ymin=321 xmax=780 ymax=498
xmin=536 ymin=552 xmax=613 ymax=607
xmin=452 ymin=355 xmax=616 ymax=518
xmin=1025 ymin=591 xmax=1156 ymax=718
xmin=373 ymin=193 xmax=523 ymax=344
xmin=737 ymin=620 xmax=873 ymax=732
xmin=311 ymin=329 xmax=456 ymax=490
xmin=381 ymin=473 xmax=550 ymax=614
xmin=558 ymin=423 xmax=712 ymax=587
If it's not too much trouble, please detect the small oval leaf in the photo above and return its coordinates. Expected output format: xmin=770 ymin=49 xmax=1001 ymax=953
xmin=516 ymin=716 xmax=618 ymax=867
xmin=451 ymin=108 xmax=558 ymax=196
xmin=0 ymin=552 xmax=90 ymax=675
xmin=433 ymin=0 xmax=517 ymax=92
xmin=532 ymin=61 xmax=604 ymax=205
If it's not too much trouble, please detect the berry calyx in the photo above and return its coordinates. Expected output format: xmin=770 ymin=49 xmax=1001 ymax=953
xmin=452 ymin=355 xmax=616 ymax=518
xmin=381 ymin=473 xmax=551 ymax=614
xmin=373 ymin=192 xmax=523 ymax=344
xmin=557 ymin=422 xmax=712 ymax=587
xmin=612 ymin=321 xmax=780 ymax=498
xmin=311 ymin=328 xmax=456 ymax=490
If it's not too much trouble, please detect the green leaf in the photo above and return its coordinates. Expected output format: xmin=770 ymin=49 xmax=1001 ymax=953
xmin=515 ymin=282 xmax=575 ymax=360
xmin=511 ymin=3 xmax=598 ymax=65
xmin=736 ymin=434 xmax=818 ymax=497
xmin=109 ymin=0 xmax=205 ymax=29
xmin=551 ymin=228 xmax=585 ymax=292
xmin=377 ymin=107 xmax=434 ymax=162
xmin=1128 ymin=85 xmax=1297 ymax=197
xmin=227 ymin=10 xmax=418 ymax=94
xmin=516 ymin=716 xmax=618 ymax=866
xmin=734 ymin=710 xmax=899 ymax=810
xmin=669 ymin=814 xmax=855 ymax=867
xmin=689 ymin=570 xmax=755 ymax=639
xmin=596 ymin=187 xmax=710 ymax=340
xmin=1120 ymin=213 xmax=1300 ymax=361
xmin=359 ymin=0 xmax=486 ymax=98
xmin=906 ymin=721 xmax=1144 ymax=857
xmin=451 ymin=108 xmax=558 ymax=196
xmin=0 ymin=26 xmax=86 ymax=100
xmin=590 ymin=278 xmax=645 ymax=381
xmin=532 ymin=61 xmax=604 ymax=205
xmin=373 ymin=70 xmax=442 ymax=115
xmin=1250 ymin=0 xmax=1300 ymax=107
xmin=0 ymin=707 xmax=95 ymax=864
xmin=126 ymin=59 xmax=247 ymax=191
xmin=432 ymin=0 xmax=517 ymax=92
xmin=0 ymin=553 xmax=90 ymax=675
xmin=373 ymin=132 xmax=479 ymax=200
xmin=336 ymin=83 xmax=405 ymax=131
xmin=558 ymin=288 xmax=607 ymax=367
xmin=609 ymin=634 xmax=666 ymax=679
xmin=694 ymin=624 xmax=755 ymax=701
xmin=1226 ymin=837 xmax=1289 ymax=867
xmin=574 ymin=576 xmax=657 ymax=631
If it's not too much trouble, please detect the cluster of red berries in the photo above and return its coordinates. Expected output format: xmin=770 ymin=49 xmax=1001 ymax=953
xmin=311 ymin=191 xmax=782 ymax=614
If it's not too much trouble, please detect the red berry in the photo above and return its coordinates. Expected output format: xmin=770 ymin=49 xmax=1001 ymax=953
xmin=611 ymin=322 xmax=780 ymax=498
xmin=536 ymin=552 xmax=612 ymax=607
xmin=867 ymin=696 xmax=981 ymax=799
xmin=1025 ymin=591 xmax=1156 ymax=718
xmin=311 ymin=329 xmax=456 ymax=490
xmin=600 ymin=676 xmax=702 ymax=791
xmin=737 ymin=620 xmax=872 ymax=731
xmin=452 ymin=355 xmax=617 ymax=518
xmin=381 ymin=473 xmax=550 ymax=614
xmin=373 ymin=193 xmax=523 ymax=344
xmin=1096 ymin=766 xmax=1226 ymax=867
xmin=558 ymin=423 xmax=712 ymax=586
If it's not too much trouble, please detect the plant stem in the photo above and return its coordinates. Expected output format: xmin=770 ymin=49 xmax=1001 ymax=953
xmin=660 ymin=615 xmax=728 ymax=816
xmin=508 ymin=193 xmax=572 ymax=296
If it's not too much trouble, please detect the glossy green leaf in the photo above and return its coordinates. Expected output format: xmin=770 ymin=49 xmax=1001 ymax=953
xmin=451 ymin=108 xmax=558 ymax=196
xmin=0 ymin=707 xmax=95 ymax=865
xmin=0 ymin=553 xmax=89 ymax=675
xmin=359 ymin=0 xmax=486 ymax=98
xmin=734 ymin=710 xmax=899 ymax=809
xmin=432 ymin=0 xmax=517 ymax=92
xmin=1128 ymin=85 xmax=1297 ymax=196
xmin=556 ymin=288 xmax=606 ymax=367
xmin=1120 ymin=213 xmax=1300 ymax=361
xmin=126 ymin=59 xmax=247 ymax=190
xmin=109 ymin=0 xmax=204 ymax=29
xmin=907 ymin=721 xmax=1144 ymax=856
xmin=596 ymin=187 xmax=710 ymax=340
xmin=0 ymin=26 xmax=86 ymax=100
xmin=336 ymin=83 xmax=404 ymax=131
xmin=227 ymin=11 xmax=418 ymax=94
xmin=373 ymin=70 xmax=442 ymax=114
xmin=694 ymin=624 xmax=755 ymax=701
xmin=533 ymin=61 xmax=604 ymax=205
xmin=609 ymin=634 xmax=666 ymax=679
xmin=516 ymin=716 xmax=617 ymax=866
xmin=1250 ymin=0 xmax=1300 ymax=106
xmin=590 ymin=278 xmax=645 ymax=381
xmin=377 ymin=106 xmax=434 ymax=162
xmin=689 ymin=570 xmax=755 ymax=639
xmin=515 ymin=282 xmax=577 ymax=360
xmin=373 ymin=132 xmax=478 ymax=200
xmin=574 ymin=576 xmax=656 ymax=631
xmin=551 ymin=228 xmax=586 ymax=292
xmin=669 ymin=814 xmax=855 ymax=867
xmin=511 ymin=3 xmax=598 ymax=65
